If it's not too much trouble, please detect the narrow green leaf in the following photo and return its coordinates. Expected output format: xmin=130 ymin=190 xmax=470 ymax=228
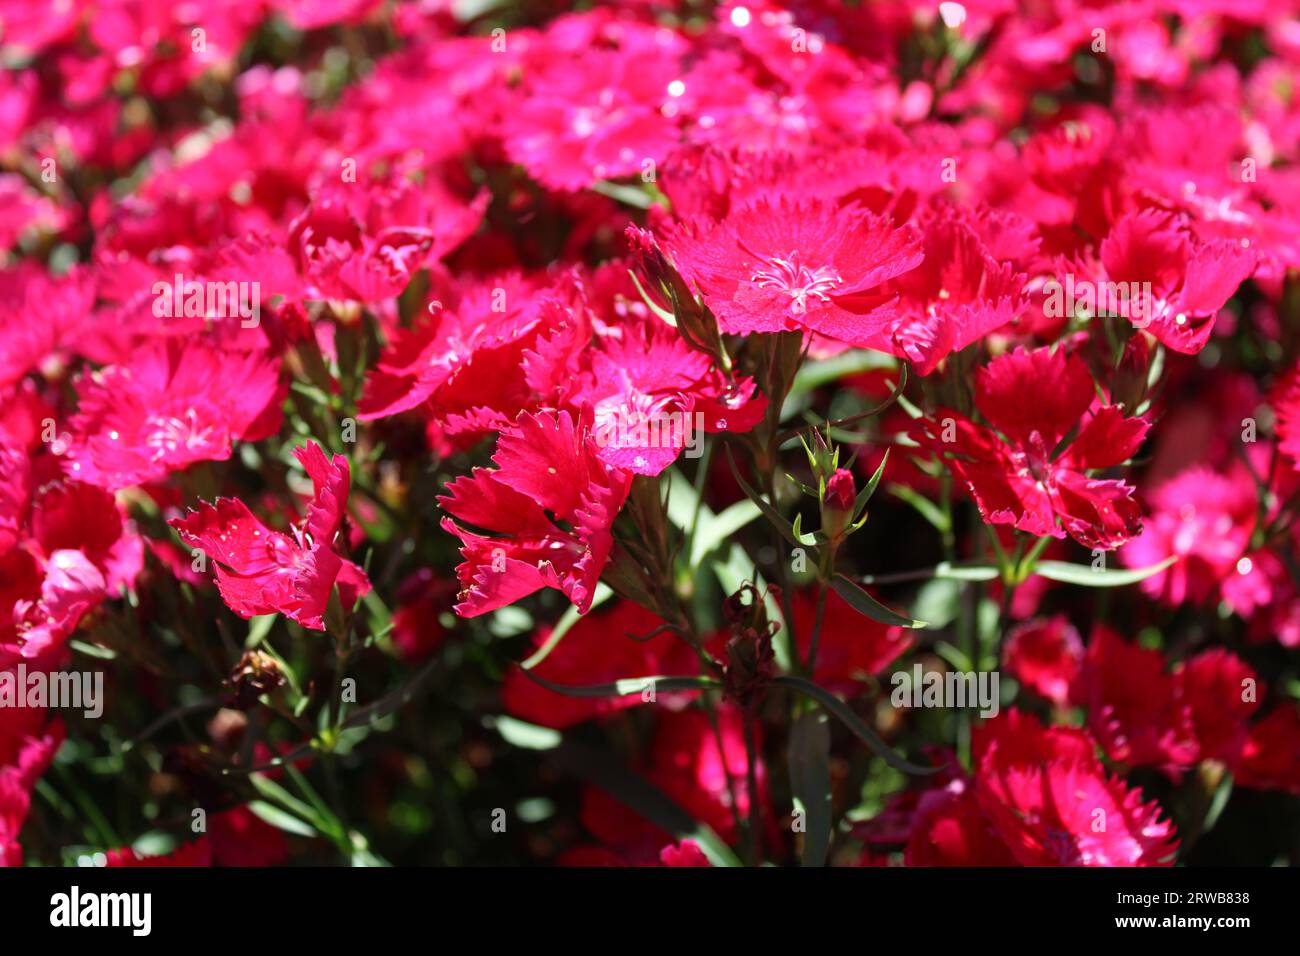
xmin=860 ymin=563 xmax=998 ymax=586
xmin=68 ymin=640 xmax=116 ymax=660
xmin=791 ymin=512 xmax=826 ymax=547
xmin=911 ymin=579 xmax=962 ymax=631
xmin=1203 ymin=773 xmax=1234 ymax=835
xmin=1032 ymin=556 xmax=1176 ymax=587
xmin=725 ymin=448 xmax=805 ymax=550
xmin=247 ymin=800 xmax=319 ymax=838
xmin=888 ymin=481 xmax=950 ymax=532
xmin=452 ymin=0 xmax=514 ymax=24
xmin=666 ymin=466 xmax=766 ymax=567
xmin=244 ymin=614 xmax=277 ymax=649
xmin=349 ymin=843 xmax=392 ymax=867
xmin=774 ymin=675 xmax=939 ymax=776
xmin=488 ymin=604 xmax=533 ymax=638
xmin=281 ymin=763 xmax=346 ymax=842
xmin=520 ymin=583 xmax=613 ymax=671
xmin=830 ymin=573 xmax=925 ymax=629
xmin=853 ymin=449 xmax=890 ymax=515
xmin=933 ymin=640 xmax=973 ymax=673
xmin=692 ymin=498 xmax=762 ymax=566
xmin=627 ymin=269 xmax=678 ymax=325
xmin=248 ymin=774 xmax=319 ymax=825
xmin=934 ymin=562 xmax=1000 ymax=582
xmin=663 ymin=466 xmax=702 ymax=530
xmin=590 ymin=179 xmax=655 ymax=209
xmin=787 ymin=710 xmax=832 ymax=867
xmin=519 ymin=668 xmax=716 ymax=699
xmin=786 ymin=350 xmax=898 ymax=406
xmin=494 ymin=715 xmax=563 ymax=751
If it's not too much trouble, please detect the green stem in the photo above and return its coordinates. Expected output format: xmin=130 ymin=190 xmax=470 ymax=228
xmin=803 ymin=580 xmax=829 ymax=677
xmin=682 ymin=438 xmax=715 ymax=572
xmin=1017 ymin=534 xmax=1054 ymax=582
xmin=939 ymin=471 xmax=956 ymax=561
xmin=761 ymin=465 xmax=800 ymax=669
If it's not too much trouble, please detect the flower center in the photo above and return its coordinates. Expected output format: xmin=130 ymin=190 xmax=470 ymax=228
xmin=593 ymin=386 xmax=682 ymax=449
xmin=571 ymin=89 xmax=618 ymax=138
xmin=144 ymin=409 xmax=215 ymax=460
xmin=750 ymin=252 xmax=841 ymax=314
xmin=1044 ymin=827 xmax=1084 ymax=865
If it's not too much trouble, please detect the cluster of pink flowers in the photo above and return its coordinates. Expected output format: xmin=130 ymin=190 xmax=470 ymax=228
xmin=3 ymin=0 xmax=1300 ymax=868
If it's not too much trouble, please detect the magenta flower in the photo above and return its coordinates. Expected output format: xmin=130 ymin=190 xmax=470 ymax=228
xmin=663 ymin=196 xmax=922 ymax=344
xmin=170 ymin=442 xmax=369 ymax=631
xmin=922 ymin=346 xmax=1149 ymax=550
xmin=439 ymin=410 xmax=631 ymax=616
xmin=66 ymin=340 xmax=283 ymax=491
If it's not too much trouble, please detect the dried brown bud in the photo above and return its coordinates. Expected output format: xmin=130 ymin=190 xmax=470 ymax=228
xmin=719 ymin=583 xmax=780 ymax=709
xmin=225 ymin=650 xmax=285 ymax=710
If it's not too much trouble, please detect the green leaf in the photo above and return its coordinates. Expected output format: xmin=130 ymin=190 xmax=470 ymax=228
xmin=248 ymin=773 xmax=317 ymax=823
xmin=68 ymin=640 xmax=116 ymax=660
xmin=725 ymin=449 xmax=805 ymax=550
xmin=664 ymin=466 xmax=764 ymax=565
xmin=912 ymin=579 xmax=963 ymax=631
xmin=1203 ymin=773 xmax=1234 ymax=835
xmin=244 ymin=614 xmax=277 ymax=649
xmin=281 ymin=763 xmax=347 ymax=842
xmin=774 ymin=675 xmax=939 ymax=776
xmin=361 ymin=587 xmax=395 ymax=645
xmin=663 ymin=466 xmax=702 ymax=530
xmin=853 ymin=450 xmax=890 ymax=516
xmin=1031 ymin=556 xmax=1176 ymax=587
xmin=519 ymin=669 xmax=716 ymax=699
xmin=787 ymin=710 xmax=832 ymax=867
xmin=452 ymin=0 xmax=514 ymax=24
xmin=127 ymin=831 xmax=179 ymax=858
xmin=627 ymin=269 xmax=678 ymax=325
xmin=785 ymin=368 xmax=909 ymax=447
xmin=791 ymin=512 xmax=826 ymax=547
xmin=488 ymin=604 xmax=533 ymax=638
xmin=520 ymin=583 xmax=613 ymax=671
xmin=933 ymin=640 xmax=973 ymax=673
xmin=493 ymin=716 xmax=563 ymax=751
xmin=553 ymin=741 xmax=741 ymax=867
xmin=349 ymin=842 xmax=391 ymax=867
xmin=888 ymin=482 xmax=950 ymax=532
xmin=590 ymin=179 xmax=656 ymax=209
xmin=859 ymin=563 xmax=998 ymax=586
xmin=692 ymin=498 xmax=761 ymax=566
xmin=933 ymin=562 xmax=1000 ymax=582
xmin=247 ymin=800 xmax=319 ymax=838
xmin=785 ymin=350 xmax=898 ymax=407
xmin=830 ymin=574 xmax=925 ymax=629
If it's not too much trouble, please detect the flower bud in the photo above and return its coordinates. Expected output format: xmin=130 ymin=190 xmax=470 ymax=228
xmin=626 ymin=225 xmax=726 ymax=367
xmin=1112 ymin=334 xmax=1152 ymax=413
xmin=821 ymin=467 xmax=857 ymax=540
